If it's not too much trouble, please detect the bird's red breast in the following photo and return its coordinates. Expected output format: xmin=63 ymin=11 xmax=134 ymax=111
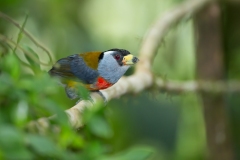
xmin=65 ymin=76 xmax=113 ymax=92
xmin=95 ymin=77 xmax=113 ymax=90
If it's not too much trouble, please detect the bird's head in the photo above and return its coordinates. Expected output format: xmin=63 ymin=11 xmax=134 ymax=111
xmin=98 ymin=48 xmax=139 ymax=83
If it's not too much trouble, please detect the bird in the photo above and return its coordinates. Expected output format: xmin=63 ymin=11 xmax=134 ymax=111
xmin=48 ymin=48 xmax=139 ymax=101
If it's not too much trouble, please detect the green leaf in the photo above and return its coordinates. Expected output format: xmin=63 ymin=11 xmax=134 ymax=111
xmin=88 ymin=116 xmax=113 ymax=138
xmin=23 ymin=45 xmax=41 ymax=71
xmin=13 ymin=100 xmax=29 ymax=126
xmin=13 ymin=13 xmax=28 ymax=53
xmin=61 ymin=151 xmax=80 ymax=160
xmin=100 ymin=146 xmax=154 ymax=160
xmin=59 ymin=128 xmax=84 ymax=149
xmin=0 ymin=125 xmax=33 ymax=159
xmin=77 ymin=85 xmax=90 ymax=100
xmin=1 ymin=53 xmax=21 ymax=80
xmin=26 ymin=134 xmax=60 ymax=157
xmin=4 ymin=148 xmax=33 ymax=160
xmin=0 ymin=73 xmax=12 ymax=94
xmin=0 ymin=125 xmax=22 ymax=148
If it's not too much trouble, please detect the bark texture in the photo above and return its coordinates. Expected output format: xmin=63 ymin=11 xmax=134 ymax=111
xmin=195 ymin=2 xmax=235 ymax=159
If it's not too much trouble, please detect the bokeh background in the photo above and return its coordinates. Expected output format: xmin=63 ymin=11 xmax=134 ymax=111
xmin=0 ymin=0 xmax=239 ymax=159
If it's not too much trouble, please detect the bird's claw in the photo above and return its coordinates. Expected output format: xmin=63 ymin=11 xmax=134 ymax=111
xmin=97 ymin=91 xmax=108 ymax=105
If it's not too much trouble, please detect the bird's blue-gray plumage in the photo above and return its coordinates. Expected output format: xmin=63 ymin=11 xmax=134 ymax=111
xmin=65 ymin=86 xmax=78 ymax=99
xmin=49 ymin=49 xmax=137 ymax=101
xmin=69 ymin=55 xmax=99 ymax=84
xmin=98 ymin=51 xmax=130 ymax=84
xmin=49 ymin=55 xmax=99 ymax=84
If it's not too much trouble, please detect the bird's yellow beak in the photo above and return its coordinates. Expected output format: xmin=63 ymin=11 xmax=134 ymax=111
xmin=122 ymin=54 xmax=139 ymax=65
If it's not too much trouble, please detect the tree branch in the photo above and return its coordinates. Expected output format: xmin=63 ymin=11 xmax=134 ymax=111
xmin=195 ymin=2 xmax=234 ymax=159
xmin=27 ymin=0 xmax=212 ymax=130
xmin=155 ymin=78 xmax=240 ymax=94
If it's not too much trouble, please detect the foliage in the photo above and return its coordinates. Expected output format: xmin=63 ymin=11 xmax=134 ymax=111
xmin=0 ymin=53 xmax=156 ymax=159
xmin=0 ymin=0 xmax=226 ymax=159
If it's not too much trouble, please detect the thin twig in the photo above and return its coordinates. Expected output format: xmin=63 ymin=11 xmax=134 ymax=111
xmin=0 ymin=11 xmax=53 ymax=65
xmin=0 ymin=34 xmax=50 ymax=66
xmin=0 ymin=38 xmax=31 ymax=68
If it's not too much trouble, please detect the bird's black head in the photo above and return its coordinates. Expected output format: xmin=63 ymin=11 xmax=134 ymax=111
xmin=107 ymin=48 xmax=130 ymax=56
xmin=99 ymin=48 xmax=130 ymax=60
xmin=98 ymin=48 xmax=131 ymax=66
xmin=97 ymin=48 xmax=139 ymax=83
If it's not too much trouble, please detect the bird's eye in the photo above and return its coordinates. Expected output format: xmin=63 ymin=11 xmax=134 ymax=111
xmin=114 ymin=54 xmax=121 ymax=60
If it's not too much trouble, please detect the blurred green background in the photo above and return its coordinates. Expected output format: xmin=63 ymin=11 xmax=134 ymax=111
xmin=1 ymin=0 xmax=239 ymax=159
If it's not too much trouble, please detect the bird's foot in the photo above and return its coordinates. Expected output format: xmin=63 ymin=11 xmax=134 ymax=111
xmin=92 ymin=91 xmax=107 ymax=105
xmin=75 ymin=99 xmax=81 ymax=104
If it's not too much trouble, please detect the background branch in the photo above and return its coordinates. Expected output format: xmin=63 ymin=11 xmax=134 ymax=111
xmin=156 ymin=78 xmax=240 ymax=94
xmin=195 ymin=1 xmax=234 ymax=159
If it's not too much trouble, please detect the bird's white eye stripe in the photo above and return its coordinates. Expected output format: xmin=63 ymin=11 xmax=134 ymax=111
xmin=104 ymin=51 xmax=115 ymax=55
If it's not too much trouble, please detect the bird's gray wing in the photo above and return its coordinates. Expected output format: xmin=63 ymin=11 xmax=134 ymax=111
xmin=49 ymin=54 xmax=99 ymax=84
